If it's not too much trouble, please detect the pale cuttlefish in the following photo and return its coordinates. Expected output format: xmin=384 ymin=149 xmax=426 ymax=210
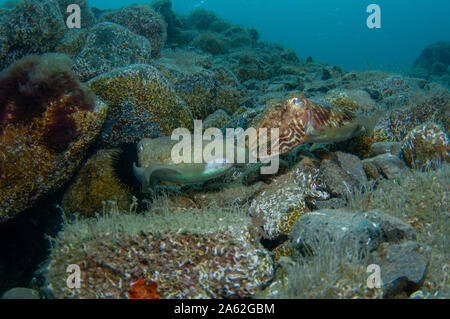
xmin=133 ymin=92 xmax=378 ymax=192
xmin=133 ymin=135 xmax=249 ymax=193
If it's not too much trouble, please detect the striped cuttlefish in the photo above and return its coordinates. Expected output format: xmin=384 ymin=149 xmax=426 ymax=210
xmin=249 ymin=92 xmax=377 ymax=161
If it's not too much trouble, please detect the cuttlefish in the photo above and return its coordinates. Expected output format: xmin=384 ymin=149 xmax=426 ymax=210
xmin=133 ymin=92 xmax=377 ymax=191
xmin=248 ymin=92 xmax=377 ymax=160
xmin=133 ymin=136 xmax=247 ymax=193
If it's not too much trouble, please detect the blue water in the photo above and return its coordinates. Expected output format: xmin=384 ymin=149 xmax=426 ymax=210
xmin=86 ymin=0 xmax=450 ymax=72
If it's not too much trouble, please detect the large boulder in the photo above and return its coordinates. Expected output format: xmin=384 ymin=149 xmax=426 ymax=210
xmin=45 ymin=209 xmax=274 ymax=298
xmin=87 ymin=64 xmax=193 ymax=147
xmin=0 ymin=0 xmax=66 ymax=69
xmin=74 ymin=22 xmax=153 ymax=81
xmin=413 ymin=41 xmax=450 ymax=74
xmin=0 ymin=53 xmax=107 ymax=220
xmin=100 ymin=5 xmax=167 ymax=58
xmin=153 ymin=51 xmax=243 ymax=119
xmin=0 ymin=99 xmax=106 ymax=220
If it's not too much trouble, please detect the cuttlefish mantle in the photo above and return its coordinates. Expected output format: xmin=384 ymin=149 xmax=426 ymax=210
xmin=133 ymin=136 xmax=240 ymax=193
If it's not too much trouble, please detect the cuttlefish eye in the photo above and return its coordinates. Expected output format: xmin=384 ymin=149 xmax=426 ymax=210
xmin=292 ymin=98 xmax=304 ymax=107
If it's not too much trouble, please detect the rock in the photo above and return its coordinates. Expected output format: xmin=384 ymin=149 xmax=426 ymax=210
xmin=332 ymin=152 xmax=368 ymax=186
xmin=45 ymin=209 xmax=273 ymax=299
xmin=362 ymin=160 xmax=382 ymax=180
xmin=88 ymin=64 xmax=193 ymax=147
xmin=61 ymin=149 xmax=133 ymax=218
xmin=431 ymin=62 xmax=448 ymax=76
xmin=365 ymin=87 xmax=383 ymax=101
xmin=248 ymin=171 xmax=308 ymax=240
xmin=373 ymin=98 xmax=449 ymax=143
xmin=324 ymin=89 xmax=379 ymax=114
xmin=209 ymin=20 xmax=233 ymax=33
xmin=235 ymin=63 xmax=270 ymax=82
xmin=321 ymin=68 xmax=332 ymax=80
xmin=0 ymin=0 xmax=65 ymax=69
xmin=151 ymin=0 xmax=182 ymax=44
xmin=100 ymin=5 xmax=167 ymax=58
xmin=0 ymin=54 xmax=106 ymax=220
xmin=290 ymin=209 xmax=381 ymax=257
xmin=153 ymin=53 xmax=243 ymax=118
xmin=55 ymin=29 xmax=88 ymax=59
xmin=191 ymin=32 xmax=231 ymax=55
xmin=222 ymin=105 xmax=265 ymax=131
xmin=74 ymin=22 xmax=153 ymax=81
xmin=203 ymin=109 xmax=231 ymax=129
xmin=369 ymin=142 xmax=402 ymax=157
xmin=312 ymin=198 xmax=346 ymax=210
xmin=289 ymin=209 xmax=416 ymax=258
xmin=362 ymin=154 xmax=407 ymax=180
xmin=362 ymin=210 xmax=416 ymax=242
xmin=1 ymin=288 xmax=40 ymax=299
xmin=402 ymin=123 xmax=449 ymax=168
xmin=375 ymin=242 xmax=432 ymax=298
xmin=186 ymin=8 xmax=219 ymax=30
xmin=305 ymin=80 xmax=337 ymax=93
xmin=413 ymin=41 xmax=450 ymax=73
xmin=0 ymin=99 xmax=106 ymax=220
xmin=249 ymin=166 xmax=329 ymax=241
xmin=280 ymin=49 xmax=300 ymax=63
xmin=319 ymin=159 xmax=361 ymax=197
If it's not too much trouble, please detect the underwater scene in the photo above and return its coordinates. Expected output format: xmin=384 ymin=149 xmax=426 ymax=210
xmin=0 ymin=0 xmax=448 ymax=301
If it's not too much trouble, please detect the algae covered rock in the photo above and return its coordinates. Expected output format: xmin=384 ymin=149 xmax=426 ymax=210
xmin=249 ymin=166 xmax=329 ymax=242
xmin=74 ymin=22 xmax=153 ymax=81
xmin=203 ymin=109 xmax=231 ymax=129
xmin=55 ymin=29 xmax=88 ymax=59
xmin=154 ymin=52 xmax=243 ymax=119
xmin=402 ymin=123 xmax=449 ymax=168
xmin=186 ymin=8 xmax=219 ymax=30
xmin=373 ymin=99 xmax=447 ymax=143
xmin=0 ymin=100 xmax=106 ymax=220
xmin=0 ymin=53 xmax=107 ymax=221
xmin=100 ymin=5 xmax=167 ymax=58
xmin=0 ymin=0 xmax=66 ymax=69
xmin=45 ymin=208 xmax=273 ymax=298
xmin=191 ymin=32 xmax=231 ymax=55
xmin=88 ymin=64 xmax=193 ymax=147
xmin=61 ymin=149 xmax=132 ymax=218
xmin=151 ymin=0 xmax=182 ymax=44
xmin=413 ymin=41 xmax=450 ymax=73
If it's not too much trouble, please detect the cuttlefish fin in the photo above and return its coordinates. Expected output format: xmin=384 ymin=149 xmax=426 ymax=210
xmin=133 ymin=163 xmax=186 ymax=193
xmin=356 ymin=111 xmax=384 ymax=136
